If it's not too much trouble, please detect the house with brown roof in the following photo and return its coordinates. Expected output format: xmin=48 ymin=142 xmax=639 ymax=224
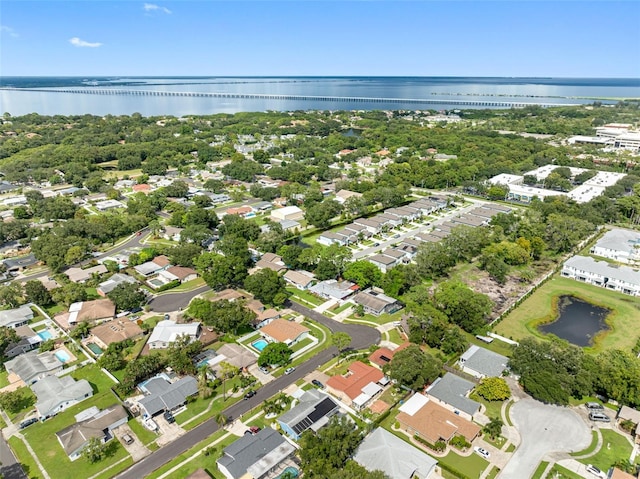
xmin=609 ymin=468 xmax=637 ymax=479
xmin=396 ymin=393 xmax=481 ymax=445
xmin=245 ymin=299 xmax=280 ymax=328
xmin=259 ymin=319 xmax=309 ymax=346
xmin=255 ymin=253 xmax=287 ymax=273
xmin=326 ymin=361 xmax=385 ymax=407
xmin=334 ymin=189 xmax=363 ymax=205
xmin=283 ymin=270 xmax=315 ymax=290
xmin=65 ymin=265 xmax=108 ymax=284
xmin=226 ymin=206 xmax=254 ymax=218
xmin=66 ymin=299 xmax=116 ymax=326
xmin=132 ymin=184 xmax=151 ymax=193
xmin=368 ymin=343 xmax=411 ymax=369
xmin=617 ymin=405 xmax=640 ymax=444
xmin=157 ymin=266 xmax=199 ymax=284
xmin=90 ymin=320 xmax=144 ymax=349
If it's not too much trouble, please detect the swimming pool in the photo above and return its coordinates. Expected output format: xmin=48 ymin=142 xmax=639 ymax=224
xmin=86 ymin=343 xmax=103 ymax=356
xmin=277 ymin=467 xmax=299 ymax=479
xmin=252 ymin=339 xmax=269 ymax=352
xmin=37 ymin=330 xmax=53 ymax=340
xmin=54 ymin=350 xmax=71 ymax=363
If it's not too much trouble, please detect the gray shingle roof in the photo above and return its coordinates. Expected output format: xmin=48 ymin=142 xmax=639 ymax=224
xmin=564 ymin=255 xmax=640 ymax=286
xmin=5 ymin=351 xmax=63 ymax=383
xmin=277 ymin=390 xmax=338 ymax=436
xmin=354 ymin=428 xmax=438 ymax=479
xmin=593 ymin=228 xmax=640 ymax=253
xmin=427 ymin=373 xmax=480 ymax=417
xmin=139 ymin=376 xmax=198 ymax=416
xmin=32 ymin=375 xmax=93 ymax=417
xmin=460 ymin=345 xmax=509 ymax=377
xmin=217 ymin=428 xmax=294 ymax=479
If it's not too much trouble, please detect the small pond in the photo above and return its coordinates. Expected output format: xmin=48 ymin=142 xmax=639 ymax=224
xmin=538 ymin=295 xmax=610 ymax=347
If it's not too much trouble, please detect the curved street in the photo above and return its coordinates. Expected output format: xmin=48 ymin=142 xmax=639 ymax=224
xmin=146 ymin=285 xmax=211 ymax=312
xmin=115 ymin=300 xmax=380 ymax=479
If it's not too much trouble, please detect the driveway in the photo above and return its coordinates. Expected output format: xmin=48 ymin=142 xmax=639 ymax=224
xmin=499 ymin=398 xmax=592 ymax=479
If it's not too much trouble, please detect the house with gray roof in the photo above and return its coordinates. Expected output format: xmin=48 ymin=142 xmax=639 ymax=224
xmin=561 ymin=255 xmax=640 ymax=296
xmin=2 ymin=254 xmax=38 ymax=272
xmin=354 ymin=427 xmax=438 ymax=479
xmin=138 ymin=376 xmax=198 ymax=416
xmin=32 ymin=375 xmax=93 ymax=419
xmin=56 ymin=405 xmax=128 ymax=460
xmin=148 ymin=320 xmax=201 ymax=349
xmin=217 ymin=427 xmax=296 ymax=479
xmin=5 ymin=325 xmax=42 ymax=358
xmin=367 ymin=254 xmax=400 ymax=273
xmin=277 ymin=389 xmax=340 ymax=440
xmin=309 ymin=280 xmax=358 ymax=301
xmin=5 ymin=351 xmax=63 ymax=384
xmin=426 ymin=373 xmax=480 ymax=421
xmin=458 ymin=345 xmax=509 ymax=379
xmin=97 ymin=273 xmax=138 ymax=296
xmin=352 ymin=288 xmax=402 ymax=316
xmin=317 ymin=231 xmax=350 ymax=247
xmin=0 ymin=304 xmax=34 ymax=329
xmin=590 ymin=228 xmax=640 ymax=265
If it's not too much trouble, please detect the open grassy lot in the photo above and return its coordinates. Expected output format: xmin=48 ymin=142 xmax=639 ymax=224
xmin=494 ymin=276 xmax=640 ymax=352
xmin=439 ymin=449 xmax=490 ymax=478
xmin=578 ymin=429 xmax=634 ymax=472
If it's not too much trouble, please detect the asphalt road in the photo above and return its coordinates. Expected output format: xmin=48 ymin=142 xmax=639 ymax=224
xmin=147 ymin=285 xmax=211 ymax=312
xmin=499 ymin=398 xmax=591 ymax=479
xmin=0 ymin=434 xmax=26 ymax=479
xmin=115 ymin=302 xmax=380 ymax=479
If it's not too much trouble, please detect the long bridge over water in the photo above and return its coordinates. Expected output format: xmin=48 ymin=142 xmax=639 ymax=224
xmin=1 ymin=87 xmax=579 ymax=108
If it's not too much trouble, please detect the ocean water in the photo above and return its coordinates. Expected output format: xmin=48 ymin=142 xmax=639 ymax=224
xmin=1 ymin=76 xmax=638 ymax=116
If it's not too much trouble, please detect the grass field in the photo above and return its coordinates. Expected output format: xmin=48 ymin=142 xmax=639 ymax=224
xmin=570 ymin=430 xmax=599 ymax=457
xmin=494 ymin=276 xmax=640 ymax=352
xmin=578 ymin=429 xmax=634 ymax=472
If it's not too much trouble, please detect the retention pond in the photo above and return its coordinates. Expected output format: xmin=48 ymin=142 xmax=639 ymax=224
xmin=538 ymin=295 xmax=610 ymax=347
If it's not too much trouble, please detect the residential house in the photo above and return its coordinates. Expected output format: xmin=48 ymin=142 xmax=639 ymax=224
xmin=32 ymin=375 xmax=93 ymax=419
xmin=67 ymin=299 xmax=116 ymax=326
xmin=162 ymin=226 xmax=184 ymax=242
xmin=368 ymin=343 xmax=411 ymax=369
xmin=95 ymin=199 xmax=124 ymax=211
xmin=354 ymin=428 xmax=438 ymax=479
xmin=426 ymin=373 xmax=480 ymax=421
xmin=133 ymin=255 xmax=172 ymax=277
xmin=353 ymin=218 xmax=383 ymax=235
xmin=225 ymin=206 xmax=255 ymax=218
xmin=344 ymin=223 xmax=373 ymax=238
xmin=132 ymin=184 xmax=151 ymax=194
xmin=608 ymin=468 xmax=637 ymax=479
xmin=114 ymin=180 xmax=136 ymax=190
xmin=147 ymin=320 xmax=201 ymax=349
xmin=217 ymin=428 xmax=296 ymax=479
xmin=5 ymin=325 xmax=42 ymax=358
xmin=277 ymin=389 xmax=340 ymax=440
xmin=334 ymin=189 xmax=363 ymax=204
xmin=561 ymin=255 xmax=640 ymax=296
xmin=276 ymin=219 xmax=301 ymax=232
xmin=97 ymin=274 xmax=138 ymax=296
xmin=0 ymin=304 xmax=34 ymax=329
xmin=209 ymin=343 xmax=257 ymax=374
xmin=617 ymin=406 xmax=640 ymax=444
xmin=157 ymin=266 xmax=199 ymax=284
xmin=56 ymin=405 xmax=128 ymax=461
xmin=450 ymin=214 xmax=486 ymax=227
xmin=367 ymin=254 xmax=401 ymax=273
xmin=2 ymin=254 xmax=38 ymax=272
xmin=270 ymin=205 xmax=304 ymax=222
xmin=283 ymin=270 xmax=315 ymax=290
xmin=352 ymin=288 xmax=402 ymax=316
xmin=396 ymin=393 xmax=481 ymax=445
xmin=309 ymin=280 xmax=358 ymax=301
xmin=458 ymin=345 xmax=509 ymax=379
xmin=245 ymin=300 xmax=280 ymax=329
xmin=65 ymin=265 xmax=108 ymax=284
xmin=255 ymin=253 xmax=287 ymax=273
xmin=5 ymin=351 xmax=64 ymax=384
xmin=90 ymin=320 xmax=144 ymax=350
xmin=259 ymin=319 xmax=310 ymax=346
xmin=326 ymin=361 xmax=385 ymax=409
xmin=590 ymin=228 xmax=640 ymax=265
xmin=317 ymin=231 xmax=350 ymax=247
xmin=138 ymin=376 xmax=199 ymax=417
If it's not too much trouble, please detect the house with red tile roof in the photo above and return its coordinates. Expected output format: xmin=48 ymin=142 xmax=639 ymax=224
xmin=326 ymin=361 xmax=385 ymax=408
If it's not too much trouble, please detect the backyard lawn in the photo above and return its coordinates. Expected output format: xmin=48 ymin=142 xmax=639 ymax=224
xmin=494 ymin=276 xmax=640 ymax=352
xmin=438 ymin=449 xmax=490 ymax=478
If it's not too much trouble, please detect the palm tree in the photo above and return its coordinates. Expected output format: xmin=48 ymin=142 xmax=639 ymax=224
xmin=214 ymin=412 xmax=227 ymax=428
xmin=483 ymin=417 xmax=503 ymax=440
xmin=197 ymin=364 xmax=212 ymax=399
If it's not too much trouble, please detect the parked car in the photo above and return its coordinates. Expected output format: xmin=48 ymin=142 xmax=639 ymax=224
xmin=122 ymin=434 xmax=134 ymax=445
xmin=588 ymin=412 xmax=610 ymax=422
xmin=259 ymin=366 xmax=270 ymax=375
xmin=311 ymin=379 xmax=324 ymax=388
xmin=284 ymin=367 xmax=296 ymax=375
xmin=249 ymin=426 xmax=261 ymax=434
xmin=474 ymin=447 xmax=490 ymax=459
xmin=244 ymin=390 xmax=256 ymax=400
xmin=585 ymin=402 xmax=604 ymax=410
xmin=163 ymin=411 xmax=175 ymax=424
xmin=144 ymin=418 xmax=159 ymax=431
xmin=19 ymin=418 xmax=38 ymax=429
xmin=585 ymin=464 xmax=605 ymax=478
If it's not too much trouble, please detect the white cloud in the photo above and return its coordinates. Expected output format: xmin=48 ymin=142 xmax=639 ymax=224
xmin=144 ymin=3 xmax=172 ymax=14
xmin=0 ymin=25 xmax=19 ymax=38
xmin=69 ymin=37 xmax=103 ymax=48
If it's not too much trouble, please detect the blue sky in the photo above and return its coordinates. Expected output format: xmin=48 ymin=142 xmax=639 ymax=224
xmin=1 ymin=1 xmax=639 ymax=77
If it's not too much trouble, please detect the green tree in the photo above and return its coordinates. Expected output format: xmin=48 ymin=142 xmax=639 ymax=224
xmin=342 ymin=261 xmax=382 ymax=289
xmin=187 ymin=298 xmax=255 ymax=335
xmin=475 ymin=377 xmax=511 ymax=401
xmin=0 ymin=327 xmax=19 ymax=360
xmin=168 ymin=243 xmax=203 ymax=267
xmin=331 ymin=332 xmax=351 ymax=352
xmin=70 ymin=321 xmax=91 ymax=340
xmin=483 ymin=417 xmax=504 ymax=440
xmin=258 ymin=342 xmax=293 ymax=367
xmin=82 ymin=437 xmax=108 ymax=463
xmin=433 ymin=280 xmax=493 ymax=333
xmin=243 ymin=269 xmax=289 ymax=306
xmin=24 ymin=280 xmax=52 ymax=306
xmin=0 ymin=283 xmax=24 ymax=308
xmin=107 ymin=283 xmax=146 ymax=312
xmin=383 ymin=344 xmax=443 ymax=390
xmin=195 ymin=253 xmax=248 ymax=290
